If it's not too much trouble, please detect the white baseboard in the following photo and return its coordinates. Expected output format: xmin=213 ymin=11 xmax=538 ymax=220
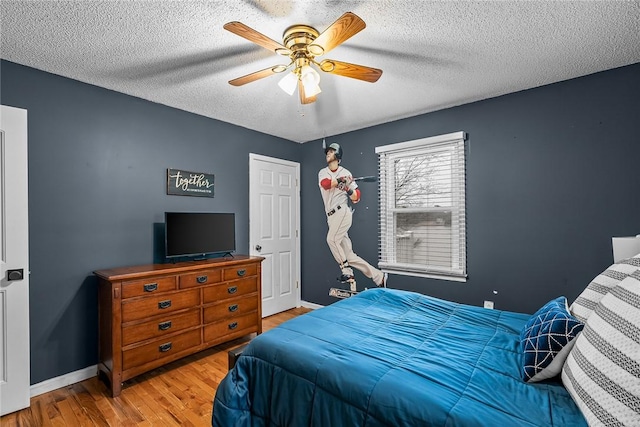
xmin=30 ymin=365 xmax=97 ymax=398
xmin=300 ymin=300 xmax=324 ymax=310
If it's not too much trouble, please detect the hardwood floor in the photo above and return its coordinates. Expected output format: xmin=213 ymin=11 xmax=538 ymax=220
xmin=1 ymin=307 xmax=312 ymax=427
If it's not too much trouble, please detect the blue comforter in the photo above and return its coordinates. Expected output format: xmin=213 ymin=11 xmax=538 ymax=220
xmin=212 ymin=288 xmax=586 ymax=426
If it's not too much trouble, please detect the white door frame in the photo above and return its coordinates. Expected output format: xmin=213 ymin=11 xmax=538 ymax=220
xmin=249 ymin=153 xmax=301 ymax=313
xmin=0 ymin=105 xmax=30 ymax=415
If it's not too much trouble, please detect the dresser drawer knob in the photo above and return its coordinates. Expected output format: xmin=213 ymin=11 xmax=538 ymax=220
xmin=228 ymin=304 xmax=239 ymax=312
xmin=196 ymin=275 xmax=208 ymax=284
xmin=144 ymin=283 xmax=158 ymax=292
xmin=158 ymin=300 xmax=172 ymax=309
xmin=228 ymin=322 xmax=238 ymax=330
xmin=227 ymin=286 xmax=238 ymax=294
xmin=237 ymin=269 xmax=246 ymax=277
xmin=159 ymin=342 xmax=172 ymax=352
xmin=158 ymin=321 xmax=172 ymax=331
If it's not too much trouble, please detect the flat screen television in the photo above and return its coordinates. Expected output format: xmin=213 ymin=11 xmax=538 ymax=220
xmin=165 ymin=212 xmax=236 ymax=259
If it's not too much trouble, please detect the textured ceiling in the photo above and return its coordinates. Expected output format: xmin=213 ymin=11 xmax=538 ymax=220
xmin=2 ymin=1 xmax=639 ymax=143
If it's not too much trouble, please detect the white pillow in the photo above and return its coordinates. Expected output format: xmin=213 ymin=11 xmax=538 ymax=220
xmin=570 ymin=254 xmax=640 ymax=323
xmin=562 ymin=271 xmax=640 ymax=426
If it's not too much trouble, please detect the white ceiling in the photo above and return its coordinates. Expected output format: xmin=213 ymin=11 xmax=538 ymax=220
xmin=2 ymin=1 xmax=639 ymax=143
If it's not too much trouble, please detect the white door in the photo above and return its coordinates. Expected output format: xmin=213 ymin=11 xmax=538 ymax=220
xmin=0 ymin=106 xmax=30 ymax=415
xmin=249 ymin=154 xmax=300 ymax=317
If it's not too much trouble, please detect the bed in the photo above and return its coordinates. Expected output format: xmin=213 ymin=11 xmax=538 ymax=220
xmin=212 ymin=288 xmax=590 ymax=426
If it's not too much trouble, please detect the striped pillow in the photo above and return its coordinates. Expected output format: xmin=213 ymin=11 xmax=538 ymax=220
xmin=570 ymin=254 xmax=640 ymax=323
xmin=561 ymin=271 xmax=640 ymax=426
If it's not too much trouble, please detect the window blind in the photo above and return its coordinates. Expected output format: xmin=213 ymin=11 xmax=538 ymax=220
xmin=376 ymin=132 xmax=467 ymax=280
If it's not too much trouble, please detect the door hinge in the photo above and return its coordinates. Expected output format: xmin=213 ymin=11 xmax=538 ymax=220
xmin=296 ymin=280 xmax=299 ymax=289
xmin=296 ymin=230 xmax=298 ymax=238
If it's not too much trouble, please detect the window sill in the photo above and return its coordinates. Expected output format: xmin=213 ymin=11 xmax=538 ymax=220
xmin=381 ymin=269 xmax=467 ymax=283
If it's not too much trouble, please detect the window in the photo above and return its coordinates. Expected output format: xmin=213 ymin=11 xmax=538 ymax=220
xmin=376 ymin=131 xmax=467 ymax=281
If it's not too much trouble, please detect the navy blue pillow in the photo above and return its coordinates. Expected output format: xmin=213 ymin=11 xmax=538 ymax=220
xmin=519 ymin=296 xmax=584 ymax=382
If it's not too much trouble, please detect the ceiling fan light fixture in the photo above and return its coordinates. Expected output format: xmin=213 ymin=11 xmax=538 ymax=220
xmin=278 ymin=71 xmax=298 ymax=96
xmin=300 ymin=65 xmax=321 ymax=96
xmin=303 ymin=80 xmax=321 ymax=97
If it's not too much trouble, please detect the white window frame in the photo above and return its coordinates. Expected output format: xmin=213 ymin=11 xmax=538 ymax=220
xmin=376 ymin=131 xmax=467 ymax=282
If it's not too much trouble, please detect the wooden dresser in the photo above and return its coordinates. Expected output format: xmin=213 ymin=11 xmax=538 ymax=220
xmin=94 ymin=255 xmax=263 ymax=397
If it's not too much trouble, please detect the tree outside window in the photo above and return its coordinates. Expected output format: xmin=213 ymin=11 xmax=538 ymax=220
xmin=376 ymin=132 xmax=466 ymax=280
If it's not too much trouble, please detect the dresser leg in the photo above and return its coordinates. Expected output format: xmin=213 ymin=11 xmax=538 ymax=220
xmin=111 ymin=373 xmax=122 ymax=397
xmin=98 ymin=367 xmax=122 ymax=397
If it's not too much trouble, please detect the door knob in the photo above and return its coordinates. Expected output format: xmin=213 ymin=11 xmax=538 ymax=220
xmin=8 ymin=269 xmax=24 ymax=281
xmin=255 ymin=245 xmax=262 ymax=252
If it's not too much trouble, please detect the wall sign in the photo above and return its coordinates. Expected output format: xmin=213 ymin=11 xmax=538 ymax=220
xmin=167 ymin=168 xmax=215 ymax=197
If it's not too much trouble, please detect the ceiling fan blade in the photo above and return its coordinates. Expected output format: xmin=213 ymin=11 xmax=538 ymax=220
xmin=309 ymin=12 xmax=366 ymax=56
xmin=224 ymin=21 xmax=291 ymax=55
xmin=319 ymin=59 xmax=382 ymax=83
xmin=229 ymin=66 xmax=280 ymax=86
xmin=298 ymin=80 xmax=317 ymax=104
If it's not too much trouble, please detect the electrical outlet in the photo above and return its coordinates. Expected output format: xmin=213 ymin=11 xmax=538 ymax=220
xmin=483 ymin=300 xmax=494 ymax=309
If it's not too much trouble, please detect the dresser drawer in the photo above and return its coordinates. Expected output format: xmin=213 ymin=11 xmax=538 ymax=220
xmin=203 ymin=312 xmax=258 ymax=343
xmin=179 ymin=269 xmax=222 ymax=289
xmin=203 ymin=297 xmax=258 ymax=324
xmin=202 ymin=277 xmax=258 ymax=303
xmin=122 ymin=309 xmax=200 ymax=346
xmin=122 ymin=289 xmax=200 ymax=322
xmin=122 ymin=276 xmax=177 ymax=299
xmin=123 ymin=329 xmax=201 ymax=370
xmin=223 ymin=263 xmax=257 ymax=281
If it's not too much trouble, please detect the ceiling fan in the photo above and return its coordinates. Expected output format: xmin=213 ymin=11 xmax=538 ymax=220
xmin=223 ymin=12 xmax=382 ymax=104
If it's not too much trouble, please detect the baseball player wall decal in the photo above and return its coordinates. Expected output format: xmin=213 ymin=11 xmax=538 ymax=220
xmin=318 ymin=141 xmax=388 ymax=298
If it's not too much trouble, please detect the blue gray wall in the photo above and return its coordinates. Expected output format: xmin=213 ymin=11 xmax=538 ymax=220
xmin=2 ymin=59 xmax=639 ymax=385
xmin=301 ymin=62 xmax=640 ymax=312
xmin=1 ymin=60 xmax=301 ymax=384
